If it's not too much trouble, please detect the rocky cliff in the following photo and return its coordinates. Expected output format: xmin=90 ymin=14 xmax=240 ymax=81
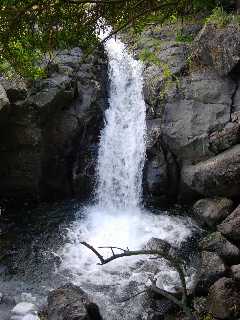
xmin=0 ymin=47 xmax=108 ymax=207
xmin=132 ymin=22 xmax=240 ymax=205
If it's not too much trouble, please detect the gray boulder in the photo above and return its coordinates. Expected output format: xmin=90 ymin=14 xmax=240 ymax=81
xmin=144 ymin=237 xmax=171 ymax=254
xmin=193 ymin=198 xmax=234 ymax=228
xmin=218 ymin=205 xmax=240 ymax=243
xmin=161 ymin=70 xmax=235 ymax=163
xmin=195 ymin=251 xmax=225 ymax=295
xmin=200 ymin=232 xmax=240 ymax=265
xmin=208 ymin=277 xmax=240 ymax=319
xmin=181 ymin=144 xmax=240 ymax=198
xmin=209 ymin=122 xmax=240 ymax=154
xmin=0 ymin=78 xmax=27 ymax=103
xmin=193 ymin=23 xmax=240 ymax=76
xmin=47 ymin=283 xmax=102 ymax=320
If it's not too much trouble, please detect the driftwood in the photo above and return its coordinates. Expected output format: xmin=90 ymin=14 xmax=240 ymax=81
xmin=80 ymin=241 xmax=197 ymax=320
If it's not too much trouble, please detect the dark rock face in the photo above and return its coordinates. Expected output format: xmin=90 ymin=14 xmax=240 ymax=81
xmin=218 ymin=205 xmax=240 ymax=243
xmin=47 ymin=283 xmax=103 ymax=320
xmin=193 ymin=198 xmax=234 ymax=228
xmin=139 ymin=23 xmax=240 ymax=204
xmin=207 ymin=277 xmax=240 ymax=319
xmin=0 ymin=47 xmax=108 ymax=205
xmin=144 ymin=119 xmax=179 ymax=205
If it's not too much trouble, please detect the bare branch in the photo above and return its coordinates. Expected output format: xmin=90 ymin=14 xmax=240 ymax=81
xmin=80 ymin=241 xmax=195 ymax=319
xmin=98 ymin=246 xmax=129 ymax=252
xmin=80 ymin=242 xmax=187 ymax=302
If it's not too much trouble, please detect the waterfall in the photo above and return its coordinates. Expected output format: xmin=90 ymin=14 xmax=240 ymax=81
xmin=96 ymin=38 xmax=146 ymax=210
xmin=59 ymin=36 xmax=196 ymax=320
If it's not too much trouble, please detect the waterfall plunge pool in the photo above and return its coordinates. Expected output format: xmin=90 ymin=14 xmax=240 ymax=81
xmin=0 ymin=202 xmax=200 ymax=320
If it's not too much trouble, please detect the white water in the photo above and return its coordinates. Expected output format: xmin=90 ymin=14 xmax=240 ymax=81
xmin=59 ymin=37 xmax=196 ymax=319
xmin=96 ymin=38 xmax=146 ymax=209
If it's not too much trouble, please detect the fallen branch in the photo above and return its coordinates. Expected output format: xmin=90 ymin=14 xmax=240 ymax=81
xmin=80 ymin=241 xmax=196 ymax=319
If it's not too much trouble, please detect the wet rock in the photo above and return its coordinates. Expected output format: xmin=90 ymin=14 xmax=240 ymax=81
xmin=208 ymin=277 xmax=240 ymax=319
xmin=193 ymin=198 xmax=234 ymax=228
xmin=145 ymin=118 xmax=179 ymax=205
xmin=146 ymin=119 xmax=161 ymax=150
xmin=195 ymin=251 xmax=225 ymax=295
xmin=218 ymin=204 xmax=240 ymax=243
xmin=193 ymin=23 xmax=240 ymax=76
xmin=199 ymin=232 xmax=240 ymax=265
xmin=181 ymin=145 xmax=240 ymax=198
xmin=231 ymin=264 xmax=240 ymax=280
xmin=47 ymin=283 xmax=102 ymax=320
xmin=144 ymin=144 xmax=178 ymax=205
xmin=144 ymin=237 xmax=172 ymax=254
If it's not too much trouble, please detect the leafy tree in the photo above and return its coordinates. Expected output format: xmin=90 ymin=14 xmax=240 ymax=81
xmin=0 ymin=0 xmax=237 ymax=78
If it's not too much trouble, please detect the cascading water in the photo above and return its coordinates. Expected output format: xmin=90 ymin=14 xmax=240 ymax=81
xmin=59 ymin=37 xmax=197 ymax=319
xmin=96 ymin=38 xmax=146 ymax=209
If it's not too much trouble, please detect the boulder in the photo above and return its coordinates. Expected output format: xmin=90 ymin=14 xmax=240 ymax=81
xmin=218 ymin=205 xmax=240 ymax=243
xmin=144 ymin=237 xmax=171 ymax=254
xmin=193 ymin=23 xmax=240 ymax=76
xmin=181 ymin=144 xmax=240 ymax=198
xmin=209 ymin=122 xmax=240 ymax=154
xmin=47 ymin=283 xmax=102 ymax=320
xmin=231 ymin=264 xmax=240 ymax=280
xmin=161 ymin=70 xmax=235 ymax=163
xmin=193 ymin=198 xmax=234 ymax=228
xmin=208 ymin=277 xmax=240 ymax=319
xmin=195 ymin=251 xmax=225 ymax=295
xmin=200 ymin=232 xmax=240 ymax=265
xmin=0 ymin=78 xmax=27 ymax=103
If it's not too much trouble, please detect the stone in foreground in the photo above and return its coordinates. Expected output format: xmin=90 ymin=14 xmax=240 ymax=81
xmin=218 ymin=205 xmax=240 ymax=243
xmin=193 ymin=198 xmax=234 ymax=228
xmin=47 ymin=283 xmax=102 ymax=320
xmin=208 ymin=277 xmax=240 ymax=319
xmin=200 ymin=232 xmax=240 ymax=265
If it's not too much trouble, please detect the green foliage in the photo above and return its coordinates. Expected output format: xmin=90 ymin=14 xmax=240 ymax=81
xmin=176 ymin=31 xmax=193 ymax=43
xmin=139 ymin=48 xmax=161 ymax=66
xmin=0 ymin=0 xmax=238 ymax=78
xmin=200 ymin=314 xmax=214 ymax=320
xmin=205 ymin=7 xmax=233 ymax=27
